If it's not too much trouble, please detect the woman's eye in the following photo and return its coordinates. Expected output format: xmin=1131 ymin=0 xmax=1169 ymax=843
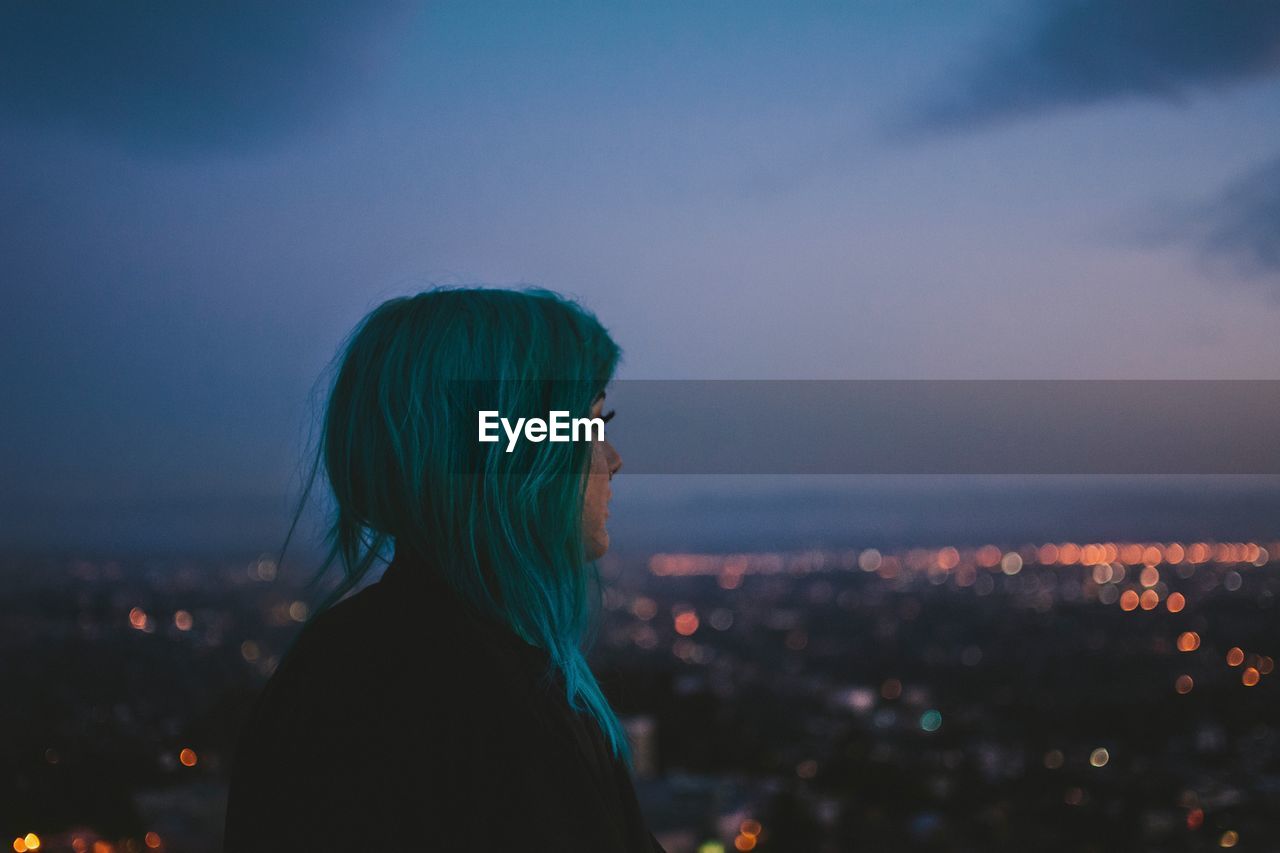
xmin=602 ymin=409 xmax=616 ymax=424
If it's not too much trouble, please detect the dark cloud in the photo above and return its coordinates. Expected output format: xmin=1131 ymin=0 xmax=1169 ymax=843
xmin=904 ymin=0 xmax=1280 ymax=134
xmin=1189 ymin=155 xmax=1280 ymax=282
xmin=0 ymin=1 xmax=411 ymax=153
xmin=1135 ymin=154 xmax=1280 ymax=288
xmin=897 ymin=1 xmax=1280 ymax=288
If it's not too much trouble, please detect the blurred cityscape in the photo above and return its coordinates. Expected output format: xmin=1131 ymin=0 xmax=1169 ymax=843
xmin=2 ymin=538 xmax=1277 ymax=852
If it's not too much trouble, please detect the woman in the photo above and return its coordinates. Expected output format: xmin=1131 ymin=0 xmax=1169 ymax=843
xmin=223 ymin=287 xmax=664 ymax=851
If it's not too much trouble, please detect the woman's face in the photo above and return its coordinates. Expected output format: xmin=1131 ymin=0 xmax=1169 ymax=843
xmin=582 ymin=394 xmax=621 ymax=560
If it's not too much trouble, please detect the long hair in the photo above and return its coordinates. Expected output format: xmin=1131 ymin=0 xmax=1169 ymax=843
xmin=290 ymin=285 xmax=630 ymax=763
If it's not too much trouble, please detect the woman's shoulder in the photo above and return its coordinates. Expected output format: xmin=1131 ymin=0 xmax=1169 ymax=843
xmin=225 ymin=562 xmax=651 ymax=852
xmin=241 ymin=564 xmax=554 ymax=736
xmin=227 ymin=570 xmax=515 ymax=802
xmin=255 ymin=577 xmax=471 ymax=714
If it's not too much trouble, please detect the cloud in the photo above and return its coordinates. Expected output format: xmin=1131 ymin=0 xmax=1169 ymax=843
xmin=1188 ymin=155 xmax=1280 ymax=282
xmin=896 ymin=1 xmax=1280 ymax=290
xmin=903 ymin=0 xmax=1280 ymax=134
xmin=1131 ymin=154 xmax=1280 ymax=290
xmin=0 ymin=1 xmax=411 ymax=153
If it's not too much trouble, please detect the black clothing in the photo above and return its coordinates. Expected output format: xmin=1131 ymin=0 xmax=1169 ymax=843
xmin=224 ymin=552 xmax=665 ymax=852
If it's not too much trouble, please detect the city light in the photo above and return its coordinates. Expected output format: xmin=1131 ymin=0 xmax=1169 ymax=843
xmin=15 ymin=534 xmax=1276 ymax=849
xmin=12 ymin=834 xmax=40 ymax=853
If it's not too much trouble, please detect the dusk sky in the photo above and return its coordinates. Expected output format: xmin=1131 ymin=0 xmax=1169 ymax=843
xmin=4 ymin=1 xmax=1280 ymax=550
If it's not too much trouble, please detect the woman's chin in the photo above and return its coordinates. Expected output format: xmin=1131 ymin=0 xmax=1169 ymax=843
xmin=586 ymin=531 xmax=610 ymax=561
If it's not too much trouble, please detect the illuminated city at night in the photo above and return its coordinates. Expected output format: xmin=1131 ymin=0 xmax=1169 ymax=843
xmin=5 ymin=527 xmax=1278 ymax=850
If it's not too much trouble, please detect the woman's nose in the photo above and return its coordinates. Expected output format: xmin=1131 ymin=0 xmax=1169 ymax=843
xmin=607 ymin=443 xmax=622 ymax=477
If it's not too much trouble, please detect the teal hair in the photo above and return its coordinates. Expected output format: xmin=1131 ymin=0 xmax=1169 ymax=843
xmin=289 ymin=286 xmax=630 ymax=764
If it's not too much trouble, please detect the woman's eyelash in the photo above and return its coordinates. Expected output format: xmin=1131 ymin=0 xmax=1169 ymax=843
xmin=602 ymin=409 xmax=616 ymax=423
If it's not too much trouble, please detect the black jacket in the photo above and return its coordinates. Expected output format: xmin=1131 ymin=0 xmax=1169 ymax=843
xmin=224 ymin=551 xmax=666 ymax=852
